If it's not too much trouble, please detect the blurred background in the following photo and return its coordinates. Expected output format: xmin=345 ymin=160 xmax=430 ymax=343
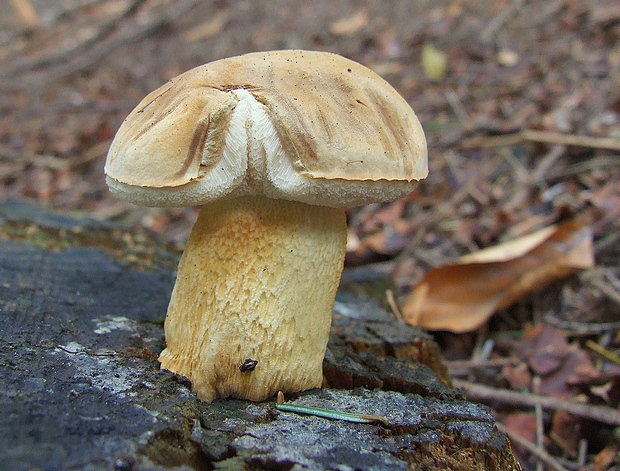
xmin=1 ymin=0 xmax=620 ymax=469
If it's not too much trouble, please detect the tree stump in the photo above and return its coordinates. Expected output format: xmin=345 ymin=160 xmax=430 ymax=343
xmin=0 ymin=200 xmax=521 ymax=470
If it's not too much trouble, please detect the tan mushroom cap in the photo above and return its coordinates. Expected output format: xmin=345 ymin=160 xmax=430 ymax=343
xmin=105 ymin=49 xmax=428 ymax=208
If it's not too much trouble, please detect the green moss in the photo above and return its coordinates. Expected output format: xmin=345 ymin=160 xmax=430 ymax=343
xmin=0 ymin=201 xmax=181 ymax=271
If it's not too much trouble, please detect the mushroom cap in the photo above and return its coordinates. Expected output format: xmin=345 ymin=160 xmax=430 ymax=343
xmin=105 ymin=50 xmax=428 ymax=208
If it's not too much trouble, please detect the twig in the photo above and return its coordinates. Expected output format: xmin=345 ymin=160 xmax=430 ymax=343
xmin=577 ymin=440 xmax=588 ymax=468
xmin=56 ymin=345 xmax=116 ymax=357
xmin=480 ymin=0 xmax=525 ymax=42
xmin=495 ymin=422 xmax=571 ymax=471
xmin=552 ymin=156 xmax=619 ymax=179
xmin=453 ymin=379 xmax=620 ymax=426
xmin=446 ymin=357 xmax=518 ymax=371
xmin=594 ymin=230 xmax=620 ymax=256
xmin=546 ymin=317 xmax=620 ymax=334
xmin=535 ymin=387 xmax=545 ymax=471
xmin=444 ymin=89 xmax=471 ymax=130
xmin=2 ymin=0 xmax=202 ymax=87
xmin=586 ymin=340 xmax=620 ymax=365
xmin=385 ymin=289 xmax=404 ymax=321
xmin=524 ymin=130 xmax=620 ymax=151
xmin=460 ymin=130 xmax=620 ymax=152
xmin=3 ymin=0 xmax=149 ymax=77
xmin=530 ymin=144 xmax=566 ymax=183
xmin=590 ymin=277 xmax=620 ymax=308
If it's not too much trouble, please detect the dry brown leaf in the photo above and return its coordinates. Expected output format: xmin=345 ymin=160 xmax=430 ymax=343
xmin=502 ymin=361 xmax=532 ymax=391
xmin=550 ymin=410 xmax=579 ymax=454
xmin=514 ymin=324 xmax=569 ymax=376
xmin=593 ymin=445 xmax=620 ymax=471
xmin=402 ymin=221 xmax=594 ymax=332
xmin=501 ymin=412 xmax=537 ymax=461
xmin=535 ymin=344 xmax=598 ymax=397
xmin=329 ymin=11 xmax=368 ymax=36
xmin=182 ymin=11 xmax=228 ymax=42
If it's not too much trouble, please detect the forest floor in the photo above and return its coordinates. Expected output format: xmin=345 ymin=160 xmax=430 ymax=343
xmin=1 ymin=0 xmax=620 ymax=469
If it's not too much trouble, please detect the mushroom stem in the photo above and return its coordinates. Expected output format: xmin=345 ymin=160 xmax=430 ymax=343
xmin=158 ymin=195 xmax=347 ymax=402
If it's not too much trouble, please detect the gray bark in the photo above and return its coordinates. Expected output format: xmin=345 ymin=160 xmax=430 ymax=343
xmin=0 ymin=201 xmax=521 ymax=471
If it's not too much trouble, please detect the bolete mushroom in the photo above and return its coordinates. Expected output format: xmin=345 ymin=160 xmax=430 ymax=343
xmin=104 ymin=50 xmax=427 ymax=402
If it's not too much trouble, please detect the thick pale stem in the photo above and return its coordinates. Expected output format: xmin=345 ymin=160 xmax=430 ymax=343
xmin=159 ymin=195 xmax=347 ymax=402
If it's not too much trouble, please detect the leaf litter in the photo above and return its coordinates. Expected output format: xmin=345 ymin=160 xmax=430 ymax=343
xmin=2 ymin=0 xmax=620 ymax=468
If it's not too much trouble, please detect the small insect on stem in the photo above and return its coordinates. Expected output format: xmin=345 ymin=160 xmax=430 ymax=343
xmin=239 ymin=358 xmax=258 ymax=372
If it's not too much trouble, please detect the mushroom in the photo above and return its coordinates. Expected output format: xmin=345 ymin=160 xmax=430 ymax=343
xmin=104 ymin=50 xmax=427 ymax=402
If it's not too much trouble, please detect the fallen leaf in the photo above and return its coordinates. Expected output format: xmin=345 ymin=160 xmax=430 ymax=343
xmin=329 ymin=10 xmax=368 ymax=36
xmin=497 ymin=49 xmax=519 ymax=67
xmin=589 ymin=2 xmax=620 ymax=26
xmin=550 ymin=410 xmax=579 ymax=454
xmin=183 ymin=11 xmax=228 ymax=42
xmin=593 ymin=445 xmax=620 ymax=471
xmin=402 ymin=221 xmax=594 ymax=332
xmin=355 ymin=226 xmax=410 ymax=256
xmin=536 ymin=344 xmax=598 ymax=397
xmin=514 ymin=324 xmax=569 ymax=376
xmin=421 ymin=43 xmax=448 ymax=81
xmin=502 ymin=411 xmax=537 ymax=442
xmin=507 ymin=324 xmax=603 ymax=398
xmin=585 ymin=180 xmax=620 ymax=221
xmin=502 ymin=361 xmax=532 ymax=391
xmin=460 ymin=225 xmax=558 ymax=263
xmin=361 ymin=198 xmax=409 ymax=232
xmin=502 ymin=412 xmax=537 ymax=462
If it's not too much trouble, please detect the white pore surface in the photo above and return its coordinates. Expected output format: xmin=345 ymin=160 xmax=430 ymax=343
xmin=107 ymin=89 xmax=417 ymax=208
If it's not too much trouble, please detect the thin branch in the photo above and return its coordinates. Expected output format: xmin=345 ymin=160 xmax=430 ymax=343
xmin=460 ymin=130 xmax=620 ymax=152
xmin=453 ymin=379 xmax=620 ymax=426
xmin=446 ymin=357 xmax=518 ymax=372
xmin=586 ymin=340 xmax=620 ymax=365
xmin=590 ymin=277 xmax=620 ymax=308
xmin=545 ymin=316 xmax=620 ymax=334
xmin=523 ymin=130 xmax=620 ymax=151
xmin=535 ymin=398 xmax=545 ymax=471
xmin=1 ymin=0 xmax=202 ymax=88
xmin=480 ymin=0 xmax=526 ymax=42
xmin=385 ymin=289 xmax=404 ymax=321
xmin=444 ymin=89 xmax=471 ymax=130
xmin=3 ymin=0 xmax=149 ymax=77
xmin=495 ymin=422 xmax=571 ymax=471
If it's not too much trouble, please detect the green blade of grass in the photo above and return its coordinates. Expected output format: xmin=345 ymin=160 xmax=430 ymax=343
xmin=276 ymin=403 xmax=389 ymax=426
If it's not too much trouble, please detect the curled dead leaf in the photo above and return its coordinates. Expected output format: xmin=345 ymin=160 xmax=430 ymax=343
xmin=403 ymin=220 xmax=594 ymax=332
